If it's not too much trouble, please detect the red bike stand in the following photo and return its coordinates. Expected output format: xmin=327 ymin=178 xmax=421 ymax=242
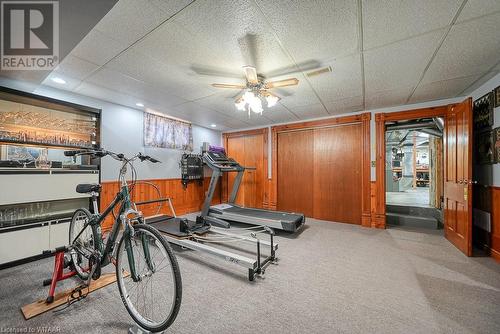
xmin=42 ymin=246 xmax=78 ymax=304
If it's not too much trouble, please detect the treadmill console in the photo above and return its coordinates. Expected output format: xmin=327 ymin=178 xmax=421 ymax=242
xmin=207 ymin=151 xmax=229 ymax=163
xmin=205 ymin=151 xmax=241 ymax=170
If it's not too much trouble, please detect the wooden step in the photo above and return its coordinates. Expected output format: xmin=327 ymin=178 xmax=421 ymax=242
xmin=21 ymin=272 xmax=119 ymax=320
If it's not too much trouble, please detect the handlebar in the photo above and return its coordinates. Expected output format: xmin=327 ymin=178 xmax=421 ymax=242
xmin=64 ymin=149 xmax=161 ymax=163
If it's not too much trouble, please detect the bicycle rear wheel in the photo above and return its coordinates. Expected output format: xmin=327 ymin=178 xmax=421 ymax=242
xmin=116 ymin=224 xmax=182 ymax=332
xmin=69 ymin=208 xmax=97 ymax=280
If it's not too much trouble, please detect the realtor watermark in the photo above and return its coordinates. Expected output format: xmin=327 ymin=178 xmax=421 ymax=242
xmin=0 ymin=327 xmax=60 ymax=333
xmin=1 ymin=0 xmax=59 ymax=70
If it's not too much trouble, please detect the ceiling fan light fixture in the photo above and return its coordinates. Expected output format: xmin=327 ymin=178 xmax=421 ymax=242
xmin=235 ymin=99 xmax=246 ymax=111
xmin=265 ymin=94 xmax=279 ymax=108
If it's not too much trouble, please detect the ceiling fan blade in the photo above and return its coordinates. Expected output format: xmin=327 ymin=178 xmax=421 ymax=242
xmin=265 ymin=78 xmax=299 ymax=89
xmin=190 ymin=64 xmax=243 ymax=79
xmin=306 ymin=66 xmax=332 ymax=77
xmin=212 ymin=83 xmax=247 ymax=89
xmin=238 ymin=33 xmax=259 ymax=69
xmin=243 ymin=66 xmax=258 ymax=84
xmin=262 ymin=90 xmax=281 ymax=100
xmin=264 ymin=60 xmax=322 ymax=79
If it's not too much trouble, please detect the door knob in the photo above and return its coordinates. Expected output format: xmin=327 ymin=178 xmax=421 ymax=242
xmin=468 ymin=180 xmax=478 ymax=185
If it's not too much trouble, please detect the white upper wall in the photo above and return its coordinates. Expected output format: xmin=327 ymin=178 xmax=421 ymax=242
xmin=0 ymin=78 xmax=221 ymax=181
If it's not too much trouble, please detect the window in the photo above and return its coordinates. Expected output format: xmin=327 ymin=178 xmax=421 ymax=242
xmin=143 ymin=112 xmax=193 ymax=151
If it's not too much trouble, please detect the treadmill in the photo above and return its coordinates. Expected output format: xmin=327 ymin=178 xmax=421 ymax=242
xmin=197 ymin=149 xmax=305 ymax=232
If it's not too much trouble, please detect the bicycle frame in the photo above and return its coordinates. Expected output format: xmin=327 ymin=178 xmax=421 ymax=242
xmin=72 ymin=167 xmax=153 ymax=282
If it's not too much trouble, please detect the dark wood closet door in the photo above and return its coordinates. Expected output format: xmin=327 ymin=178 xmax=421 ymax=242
xmin=313 ymin=124 xmax=362 ymax=224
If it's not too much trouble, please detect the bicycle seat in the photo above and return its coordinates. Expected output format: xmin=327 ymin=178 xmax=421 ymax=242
xmin=76 ymin=183 xmax=102 ymax=194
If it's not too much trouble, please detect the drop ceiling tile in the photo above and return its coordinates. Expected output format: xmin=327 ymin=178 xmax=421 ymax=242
xmin=276 ymin=74 xmax=325 ymax=109
xmin=74 ymin=82 xmax=143 ymax=108
xmin=0 ymin=70 xmax=49 ymax=85
xmin=308 ymin=54 xmax=362 ymax=102
xmin=42 ymin=72 xmax=82 ymax=91
xmin=288 ymin=103 xmax=328 ymax=120
xmin=170 ymin=0 xmax=292 ymax=75
xmin=324 ymin=96 xmax=364 ymax=115
xmin=239 ymin=115 xmax=273 ymax=126
xmin=264 ymin=104 xmax=300 ymax=123
xmin=86 ymin=67 xmax=187 ymax=107
xmin=254 ymin=0 xmax=358 ymax=61
xmin=422 ymin=12 xmax=500 ymax=83
xmin=457 ymin=0 xmax=500 ymax=23
xmin=366 ymin=86 xmax=414 ymax=110
xmin=54 ymin=56 xmax=99 ymax=80
xmin=136 ymin=21 xmax=230 ymax=73
xmin=409 ymin=75 xmax=480 ymax=103
xmin=71 ymin=29 xmax=126 ymax=66
xmin=362 ymin=0 xmax=461 ymax=49
xmin=194 ymin=93 xmax=243 ymax=116
xmin=173 ymin=102 xmax=235 ymax=125
xmin=364 ymin=30 xmax=445 ymax=94
xmin=106 ymin=48 xmax=217 ymax=101
xmin=221 ymin=119 xmax=252 ymax=129
xmin=94 ymin=0 xmax=191 ymax=46
xmin=462 ymin=71 xmax=500 ymax=95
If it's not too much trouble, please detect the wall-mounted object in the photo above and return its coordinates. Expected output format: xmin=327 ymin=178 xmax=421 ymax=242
xmin=473 ymin=92 xmax=494 ymax=131
xmin=475 ymin=130 xmax=494 ymax=165
xmin=494 ymin=127 xmax=500 ymax=164
xmin=494 ymin=86 xmax=500 ymax=108
xmin=0 ymin=86 xmax=101 ymax=268
xmin=0 ymin=87 xmax=100 ymax=149
xmin=180 ymin=153 xmax=203 ymax=188
xmin=143 ymin=112 xmax=193 ymax=151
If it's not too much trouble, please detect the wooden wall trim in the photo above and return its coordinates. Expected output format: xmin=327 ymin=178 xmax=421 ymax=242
xmin=272 ymin=113 xmax=364 ymax=133
xmin=361 ymin=112 xmax=371 ymax=227
xmin=374 ymin=106 xmax=447 ymax=229
xmin=271 ymin=112 xmax=371 ymax=226
xmin=223 ymin=127 xmax=268 ymax=138
xmin=379 ymin=106 xmax=448 ymax=122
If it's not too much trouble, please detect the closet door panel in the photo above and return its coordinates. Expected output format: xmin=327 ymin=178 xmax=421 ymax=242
xmin=313 ymin=124 xmax=362 ymax=224
xmin=277 ymin=130 xmax=314 ymax=217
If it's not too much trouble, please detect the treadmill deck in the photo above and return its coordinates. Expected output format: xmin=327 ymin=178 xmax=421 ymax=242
xmin=209 ymin=204 xmax=305 ymax=232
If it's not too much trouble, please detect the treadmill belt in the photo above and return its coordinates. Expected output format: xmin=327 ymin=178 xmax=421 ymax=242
xmin=221 ymin=206 xmax=303 ymax=223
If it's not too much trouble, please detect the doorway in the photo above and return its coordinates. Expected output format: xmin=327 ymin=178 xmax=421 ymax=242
xmin=374 ymin=99 xmax=474 ymax=256
xmin=384 ymin=118 xmax=444 ymax=231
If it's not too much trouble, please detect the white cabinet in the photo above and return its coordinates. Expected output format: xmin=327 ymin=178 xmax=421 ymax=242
xmin=0 ymin=223 xmax=50 ymax=264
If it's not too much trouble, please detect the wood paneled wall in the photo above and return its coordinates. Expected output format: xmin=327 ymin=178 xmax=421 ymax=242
xmin=99 ymin=177 xmax=220 ymax=230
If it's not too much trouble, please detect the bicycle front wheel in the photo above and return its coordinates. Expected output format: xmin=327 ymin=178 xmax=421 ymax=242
xmin=116 ymin=224 xmax=182 ymax=332
xmin=69 ymin=208 xmax=97 ymax=280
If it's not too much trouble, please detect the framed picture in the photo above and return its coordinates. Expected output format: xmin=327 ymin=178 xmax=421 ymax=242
xmin=475 ymin=130 xmax=494 ymax=164
xmin=494 ymin=127 xmax=500 ymax=164
xmin=473 ymin=92 xmax=494 ymax=131
xmin=495 ymin=86 xmax=500 ymax=108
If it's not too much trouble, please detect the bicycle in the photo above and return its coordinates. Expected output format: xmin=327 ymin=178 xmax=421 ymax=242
xmin=64 ymin=149 xmax=182 ymax=332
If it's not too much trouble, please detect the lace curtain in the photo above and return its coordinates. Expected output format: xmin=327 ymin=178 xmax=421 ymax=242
xmin=143 ymin=112 xmax=193 ymax=151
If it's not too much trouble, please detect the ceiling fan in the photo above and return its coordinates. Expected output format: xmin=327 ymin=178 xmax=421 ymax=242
xmin=211 ymin=65 xmax=302 ymax=115
xmin=194 ymin=33 xmax=332 ymax=116
xmin=211 ymin=64 xmax=331 ymax=116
